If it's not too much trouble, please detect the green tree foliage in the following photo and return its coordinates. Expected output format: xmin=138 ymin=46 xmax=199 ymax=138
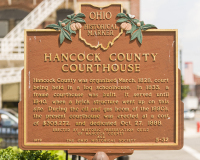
xmin=16 ymin=150 xmax=58 ymax=160
xmin=0 ymin=147 xmax=67 ymax=160
xmin=0 ymin=147 xmax=16 ymax=160
xmin=181 ymin=76 xmax=189 ymax=100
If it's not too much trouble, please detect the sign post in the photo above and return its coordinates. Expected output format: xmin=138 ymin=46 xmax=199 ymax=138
xmin=19 ymin=4 xmax=183 ymax=160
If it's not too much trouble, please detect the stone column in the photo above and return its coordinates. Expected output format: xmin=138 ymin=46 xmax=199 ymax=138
xmin=65 ymin=0 xmax=69 ymax=9
xmin=73 ymin=0 xmax=78 ymax=13
xmin=130 ymin=0 xmax=140 ymax=20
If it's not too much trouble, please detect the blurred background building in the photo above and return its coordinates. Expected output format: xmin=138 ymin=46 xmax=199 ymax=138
xmin=184 ymin=62 xmax=200 ymax=111
xmin=0 ymin=0 xmax=140 ymax=111
xmin=184 ymin=62 xmax=200 ymax=96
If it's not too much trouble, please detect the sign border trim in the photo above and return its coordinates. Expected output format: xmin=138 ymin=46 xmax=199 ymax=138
xmin=24 ymin=29 xmax=179 ymax=147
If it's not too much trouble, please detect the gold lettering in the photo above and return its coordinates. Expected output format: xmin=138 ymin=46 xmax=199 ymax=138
xmin=94 ymin=64 xmax=101 ymax=72
xmin=134 ymin=64 xmax=140 ymax=72
xmin=97 ymin=30 xmax=101 ymax=35
xmin=111 ymin=64 xmax=119 ymax=72
xmin=69 ymin=53 xmax=76 ymax=62
xmin=126 ymin=53 xmax=132 ymax=61
xmin=109 ymin=53 xmax=116 ymax=62
xmin=110 ymin=30 xmax=114 ymax=35
xmin=61 ymin=53 xmax=68 ymax=61
xmin=142 ymin=53 xmax=149 ymax=61
xmin=120 ymin=64 xmax=126 ymax=72
xmin=100 ymin=24 xmax=104 ymax=29
xmin=86 ymin=54 xmax=93 ymax=61
xmin=44 ymin=53 xmax=51 ymax=62
xmin=69 ymin=64 xmax=77 ymax=72
xmin=84 ymin=24 xmax=88 ymax=30
xmin=53 ymin=53 xmax=60 ymax=62
xmin=105 ymin=11 xmax=112 ymax=19
xmin=89 ymin=12 xmax=95 ymax=19
xmin=78 ymin=64 xmax=85 ymax=72
xmin=62 ymin=64 xmax=68 ymax=72
xmin=117 ymin=53 xmax=125 ymax=61
xmin=103 ymin=64 xmax=110 ymax=72
xmin=151 ymin=53 xmax=158 ymax=61
xmin=94 ymin=53 xmax=101 ymax=62
xmin=96 ymin=12 xmax=102 ymax=20
xmin=128 ymin=64 xmax=134 ymax=72
xmin=134 ymin=53 xmax=140 ymax=62
xmin=86 ymin=64 xmax=93 ymax=72
xmin=77 ymin=53 xmax=85 ymax=62
xmin=106 ymin=30 xmax=109 ymax=35
xmin=102 ymin=30 xmax=106 ymax=35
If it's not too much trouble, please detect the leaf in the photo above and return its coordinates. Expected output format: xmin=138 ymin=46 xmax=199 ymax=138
xmin=64 ymin=23 xmax=76 ymax=35
xmin=141 ymin=24 xmax=157 ymax=31
xmin=61 ymin=29 xmax=71 ymax=41
xmin=58 ymin=21 xmax=62 ymax=27
xmin=130 ymin=29 xmax=143 ymax=44
xmin=127 ymin=14 xmax=134 ymax=20
xmin=126 ymin=24 xmax=137 ymax=34
xmin=74 ymin=13 xmax=86 ymax=18
xmin=74 ymin=18 xmax=86 ymax=23
xmin=140 ymin=21 xmax=144 ymax=26
xmin=62 ymin=18 xmax=70 ymax=24
xmin=116 ymin=18 xmax=128 ymax=23
xmin=71 ymin=14 xmax=75 ymax=19
xmin=132 ymin=18 xmax=140 ymax=24
xmin=67 ymin=13 xmax=75 ymax=19
xmin=116 ymin=13 xmax=127 ymax=18
xmin=59 ymin=31 xmax=65 ymax=44
xmin=130 ymin=29 xmax=141 ymax=41
xmin=138 ymin=29 xmax=143 ymax=44
xmin=45 ymin=24 xmax=60 ymax=30
xmin=59 ymin=28 xmax=72 ymax=45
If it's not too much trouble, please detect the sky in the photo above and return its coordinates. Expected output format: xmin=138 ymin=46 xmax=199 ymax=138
xmin=140 ymin=0 xmax=200 ymax=77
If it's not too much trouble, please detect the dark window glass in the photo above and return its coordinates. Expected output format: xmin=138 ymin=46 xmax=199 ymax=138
xmin=57 ymin=9 xmax=74 ymax=22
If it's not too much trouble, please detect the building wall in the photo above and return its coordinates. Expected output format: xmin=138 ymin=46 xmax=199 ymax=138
xmin=184 ymin=62 xmax=195 ymax=85
xmin=0 ymin=0 xmax=140 ymax=32
xmin=77 ymin=0 xmax=140 ymax=19
xmin=0 ymin=0 xmax=140 ymax=110
xmin=76 ymin=1 xmax=131 ymax=15
xmin=0 ymin=0 xmax=43 ymax=11
xmin=195 ymin=85 xmax=200 ymax=99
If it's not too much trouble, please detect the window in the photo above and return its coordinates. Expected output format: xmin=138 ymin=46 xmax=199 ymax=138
xmin=56 ymin=9 xmax=74 ymax=22
xmin=0 ymin=9 xmax=29 ymax=34
xmin=0 ymin=21 xmax=9 ymax=38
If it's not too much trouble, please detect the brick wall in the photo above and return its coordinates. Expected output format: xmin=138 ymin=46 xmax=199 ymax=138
xmin=0 ymin=0 xmax=140 ymax=30
xmin=130 ymin=0 xmax=140 ymax=19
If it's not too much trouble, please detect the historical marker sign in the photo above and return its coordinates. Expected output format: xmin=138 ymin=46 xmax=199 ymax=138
xmin=19 ymin=4 xmax=183 ymax=151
